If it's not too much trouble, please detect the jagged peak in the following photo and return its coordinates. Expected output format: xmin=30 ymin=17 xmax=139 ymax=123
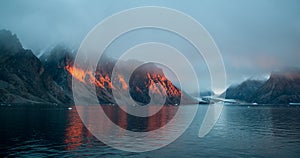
xmin=0 ymin=29 xmax=23 ymax=53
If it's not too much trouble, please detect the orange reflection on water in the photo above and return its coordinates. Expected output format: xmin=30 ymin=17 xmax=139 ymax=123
xmin=117 ymin=106 xmax=127 ymax=136
xmin=64 ymin=107 xmax=84 ymax=150
xmin=147 ymin=106 xmax=178 ymax=131
xmin=64 ymin=105 xmax=178 ymax=150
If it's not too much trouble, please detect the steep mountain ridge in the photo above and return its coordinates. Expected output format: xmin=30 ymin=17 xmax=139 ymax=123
xmin=65 ymin=59 xmax=198 ymax=105
xmin=225 ymin=80 xmax=265 ymax=102
xmin=225 ymin=69 xmax=300 ymax=104
xmin=0 ymin=30 xmax=198 ymax=105
xmin=0 ymin=30 xmax=72 ymax=104
xmin=252 ymin=69 xmax=300 ymax=104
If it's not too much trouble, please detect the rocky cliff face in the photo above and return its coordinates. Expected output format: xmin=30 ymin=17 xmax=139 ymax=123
xmin=40 ymin=45 xmax=74 ymax=101
xmin=0 ymin=30 xmax=72 ymax=104
xmin=129 ymin=63 xmax=181 ymax=105
xmin=225 ymin=69 xmax=300 ymax=104
xmin=2 ymin=30 xmax=299 ymax=105
xmin=129 ymin=63 xmax=196 ymax=105
xmin=0 ymin=30 xmax=197 ymax=105
xmin=252 ymin=69 xmax=300 ymax=104
xmin=225 ymin=80 xmax=265 ymax=102
xmin=65 ymin=60 xmax=198 ymax=105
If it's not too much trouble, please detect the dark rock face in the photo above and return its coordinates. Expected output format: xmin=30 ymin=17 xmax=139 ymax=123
xmin=225 ymin=80 xmax=265 ymax=102
xmin=0 ymin=29 xmax=202 ymax=105
xmin=40 ymin=45 xmax=74 ymax=101
xmin=252 ymin=69 xmax=300 ymax=104
xmin=66 ymin=60 xmax=198 ymax=105
xmin=129 ymin=63 xmax=182 ymax=105
xmin=0 ymin=30 xmax=72 ymax=104
xmin=0 ymin=30 xmax=22 ymax=56
xmin=225 ymin=69 xmax=300 ymax=104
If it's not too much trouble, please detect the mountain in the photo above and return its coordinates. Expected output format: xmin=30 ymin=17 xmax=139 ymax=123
xmin=225 ymin=80 xmax=265 ymax=102
xmin=0 ymin=29 xmax=196 ymax=105
xmin=2 ymin=30 xmax=299 ymax=105
xmin=40 ymin=45 xmax=74 ymax=101
xmin=65 ymin=59 xmax=199 ymax=105
xmin=252 ymin=69 xmax=300 ymax=104
xmin=225 ymin=69 xmax=300 ymax=104
xmin=0 ymin=30 xmax=72 ymax=104
xmin=128 ymin=63 xmax=198 ymax=105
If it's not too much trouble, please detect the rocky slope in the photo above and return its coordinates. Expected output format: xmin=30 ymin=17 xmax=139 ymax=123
xmin=8 ymin=29 xmax=300 ymax=105
xmin=0 ymin=30 xmax=198 ymax=105
xmin=225 ymin=69 xmax=300 ymax=104
xmin=252 ymin=69 xmax=300 ymax=104
xmin=225 ymin=80 xmax=265 ymax=102
xmin=65 ymin=59 xmax=199 ymax=105
xmin=0 ymin=30 xmax=72 ymax=104
xmin=128 ymin=63 xmax=197 ymax=105
xmin=40 ymin=45 xmax=74 ymax=101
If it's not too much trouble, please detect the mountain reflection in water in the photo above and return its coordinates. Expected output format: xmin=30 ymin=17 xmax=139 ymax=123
xmin=1 ymin=105 xmax=300 ymax=157
xmin=64 ymin=105 xmax=178 ymax=151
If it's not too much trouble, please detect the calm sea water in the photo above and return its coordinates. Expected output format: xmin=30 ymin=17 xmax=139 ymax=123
xmin=1 ymin=104 xmax=300 ymax=157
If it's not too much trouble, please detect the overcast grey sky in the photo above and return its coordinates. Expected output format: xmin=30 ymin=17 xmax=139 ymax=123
xmin=1 ymin=0 xmax=300 ymax=91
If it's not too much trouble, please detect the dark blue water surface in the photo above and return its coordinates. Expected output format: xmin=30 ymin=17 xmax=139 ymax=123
xmin=1 ymin=104 xmax=300 ymax=157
